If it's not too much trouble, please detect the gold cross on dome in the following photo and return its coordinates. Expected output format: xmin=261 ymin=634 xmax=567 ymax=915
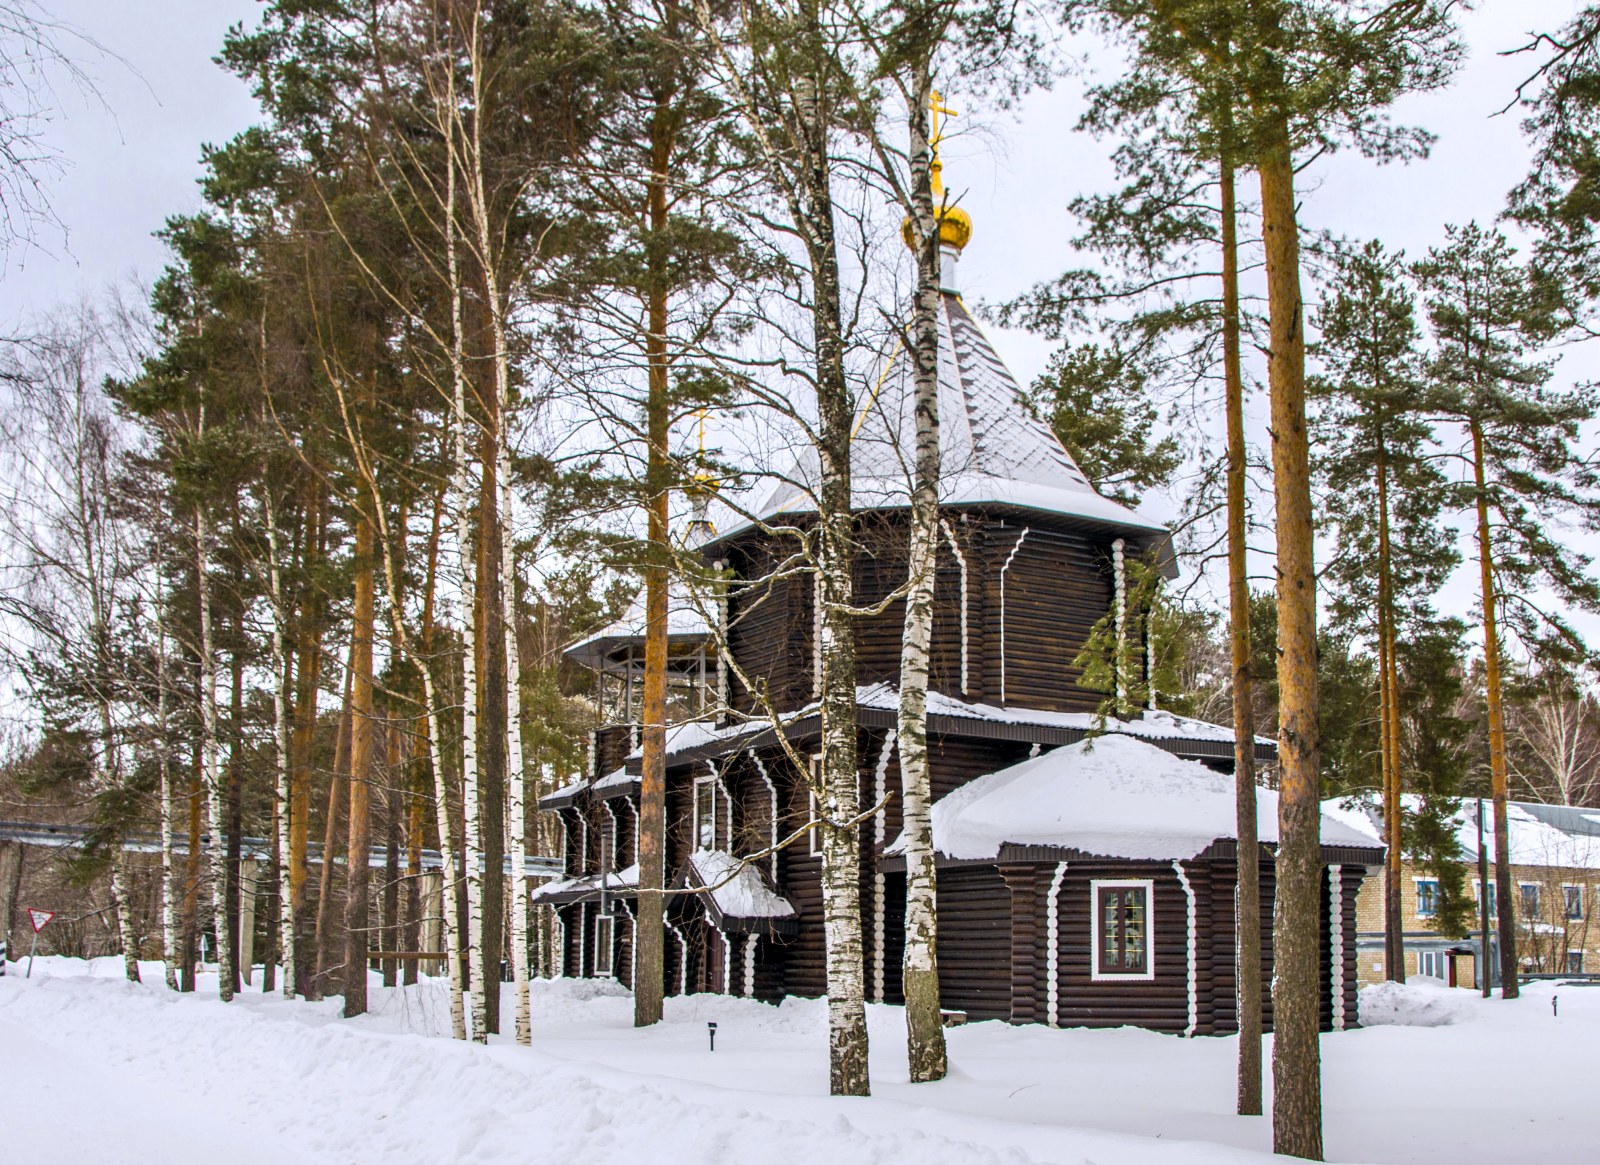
xmin=930 ymin=89 xmax=958 ymax=149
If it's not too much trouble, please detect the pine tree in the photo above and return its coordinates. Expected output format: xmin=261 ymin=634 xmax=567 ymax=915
xmin=1414 ymin=220 xmax=1600 ymax=999
xmin=1310 ymin=237 xmax=1458 ymax=982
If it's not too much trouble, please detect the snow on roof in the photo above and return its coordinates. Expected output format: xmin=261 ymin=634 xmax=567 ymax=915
xmin=713 ymin=292 xmax=1169 ymax=544
xmin=562 ymin=581 xmax=713 ymax=667
xmin=923 ymin=734 xmax=1376 ymax=862
xmin=1322 ymin=796 xmax=1600 ymax=870
xmin=689 ymin=849 xmax=797 ymax=920
xmin=529 ymin=863 xmax=639 ymax=903
xmin=855 ymin=682 xmax=1269 ymax=749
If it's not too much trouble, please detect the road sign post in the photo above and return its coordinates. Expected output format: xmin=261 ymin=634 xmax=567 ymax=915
xmin=25 ymin=908 xmax=55 ymax=979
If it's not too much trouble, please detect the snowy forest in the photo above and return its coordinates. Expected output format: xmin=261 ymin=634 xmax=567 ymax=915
xmin=4 ymin=1 xmax=1600 ymax=1162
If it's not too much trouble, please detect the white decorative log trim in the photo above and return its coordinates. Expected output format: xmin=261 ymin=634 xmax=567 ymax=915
xmin=556 ymin=908 xmax=568 ymax=979
xmin=1046 ymin=861 xmax=1069 ymax=1027
xmin=577 ymin=902 xmax=588 ymax=979
xmin=601 ymin=800 xmax=619 ymax=871
xmin=1330 ymin=864 xmax=1346 ymax=1031
xmin=559 ymin=815 xmax=570 ymax=871
xmin=744 ymin=933 xmax=757 ymax=998
xmin=750 ymin=751 xmax=779 ymax=878
xmin=812 ymin=573 xmax=823 ymax=697
xmin=998 ymin=528 xmax=1031 ymax=703
xmin=619 ymin=899 xmax=638 ymax=990
xmin=720 ymin=928 xmax=733 ymax=994
xmin=1173 ymin=860 xmax=1198 ymax=1037
xmin=1113 ymin=538 xmax=1128 ymax=709
xmin=667 ymin=918 xmax=690 ymax=997
xmin=1146 ymin=584 xmax=1159 ymax=711
xmin=872 ymin=731 xmax=897 ymax=1003
xmin=940 ymin=518 xmax=970 ymax=693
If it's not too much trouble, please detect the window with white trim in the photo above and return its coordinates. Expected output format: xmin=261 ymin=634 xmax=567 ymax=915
xmin=1415 ymin=879 xmax=1441 ymax=918
xmin=1520 ymin=883 xmax=1542 ymax=920
xmin=694 ymin=775 xmax=717 ymax=851
xmin=1091 ymin=879 xmax=1154 ymax=981
xmin=1564 ymin=884 xmax=1584 ymax=921
xmin=1567 ymin=950 xmax=1584 ymax=975
xmin=1475 ymin=880 xmax=1497 ymax=914
xmin=1417 ymin=950 xmax=1449 ymax=979
xmin=594 ymin=914 xmax=615 ymax=977
xmin=808 ymin=756 xmax=822 ymax=857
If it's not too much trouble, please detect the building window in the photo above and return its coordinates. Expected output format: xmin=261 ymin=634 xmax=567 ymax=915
xmin=1520 ymin=883 xmax=1542 ymax=920
xmin=1091 ymin=879 xmax=1154 ymax=981
xmin=594 ymin=914 xmax=615 ymax=977
xmin=1567 ymin=951 xmax=1584 ymax=975
xmin=1417 ymin=950 xmax=1448 ymax=979
xmin=1475 ymin=880 xmax=1497 ymax=914
xmin=1415 ymin=879 xmax=1441 ymax=918
xmin=1564 ymin=885 xmax=1584 ymax=921
xmin=694 ymin=775 xmax=717 ymax=851
xmin=599 ymin=817 xmax=615 ymax=874
xmin=808 ymin=756 xmax=822 ymax=857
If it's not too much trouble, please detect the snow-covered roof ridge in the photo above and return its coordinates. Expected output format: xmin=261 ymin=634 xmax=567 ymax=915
xmin=1321 ymin=794 xmax=1600 ymax=870
xmin=920 ymin=734 xmax=1378 ymax=862
xmin=530 ymin=863 xmax=640 ymax=904
xmin=728 ymin=292 xmax=1168 ymax=538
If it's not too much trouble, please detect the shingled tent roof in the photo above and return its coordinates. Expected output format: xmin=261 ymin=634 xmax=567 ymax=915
xmin=731 ymin=284 xmax=1169 ymax=540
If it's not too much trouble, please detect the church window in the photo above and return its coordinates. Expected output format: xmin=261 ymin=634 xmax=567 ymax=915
xmin=1091 ymin=879 xmax=1154 ymax=981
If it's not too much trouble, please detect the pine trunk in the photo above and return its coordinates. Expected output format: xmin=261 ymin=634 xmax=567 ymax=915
xmin=635 ymin=94 xmax=675 ymax=1030
xmin=898 ymin=68 xmax=947 ymax=1086
xmin=476 ymin=442 xmax=506 ymax=1035
xmin=314 ymin=659 xmax=353 ymax=998
xmin=1259 ymin=134 xmax=1323 ymax=1162
xmin=1376 ymin=446 xmax=1405 ymax=983
xmin=344 ymin=516 xmax=377 ymax=1018
xmin=1221 ymin=153 xmax=1262 ymax=1118
xmin=1471 ymin=419 xmax=1519 ymax=998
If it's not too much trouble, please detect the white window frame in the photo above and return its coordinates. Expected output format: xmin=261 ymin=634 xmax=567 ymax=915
xmin=1520 ymin=882 xmax=1542 ymax=920
xmin=1474 ymin=880 xmax=1498 ymax=914
xmin=1414 ymin=878 xmax=1440 ymax=918
xmin=594 ymin=914 xmax=615 ymax=977
xmin=1090 ymin=878 xmax=1156 ymax=983
xmin=1567 ymin=950 xmax=1584 ymax=975
xmin=1563 ymin=883 xmax=1584 ymax=921
xmin=808 ymin=756 xmax=822 ymax=857
xmin=1417 ymin=949 xmax=1448 ymax=979
xmin=693 ymin=773 xmax=718 ymax=852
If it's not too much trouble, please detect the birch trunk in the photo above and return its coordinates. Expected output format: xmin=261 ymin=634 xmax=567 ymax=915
xmin=156 ymin=590 xmax=179 ymax=991
xmin=194 ymin=458 xmax=234 ymax=1002
xmin=1260 ymin=130 xmax=1323 ymax=1162
xmin=446 ymin=139 xmax=488 ymax=1044
xmin=1221 ymin=152 xmax=1261 ymax=1117
xmin=497 ymin=385 xmax=531 ymax=1045
xmin=799 ymin=68 xmax=870 ymax=1098
xmin=264 ymin=480 xmax=298 ymax=998
xmin=897 ymin=68 xmax=947 ymax=1085
xmin=1472 ymin=418 xmax=1519 ymax=999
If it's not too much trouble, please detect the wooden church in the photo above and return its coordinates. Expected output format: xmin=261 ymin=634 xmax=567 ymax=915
xmin=536 ymin=148 xmax=1381 ymax=1036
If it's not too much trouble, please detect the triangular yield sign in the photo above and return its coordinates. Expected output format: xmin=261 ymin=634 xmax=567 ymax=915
xmin=27 ymin=908 xmax=55 ymax=933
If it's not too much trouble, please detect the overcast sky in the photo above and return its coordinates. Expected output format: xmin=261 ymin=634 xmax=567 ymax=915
xmin=5 ymin=0 xmax=1594 ymax=636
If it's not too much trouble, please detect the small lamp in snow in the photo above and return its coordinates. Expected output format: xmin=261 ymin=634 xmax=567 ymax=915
xmin=708 ymin=1021 xmax=718 ymax=1052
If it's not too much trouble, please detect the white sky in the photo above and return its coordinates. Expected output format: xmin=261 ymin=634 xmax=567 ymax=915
xmin=4 ymin=0 xmax=1596 ymax=654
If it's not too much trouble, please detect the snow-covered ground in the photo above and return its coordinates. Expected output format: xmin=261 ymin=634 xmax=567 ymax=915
xmin=0 ymin=961 xmax=1590 ymax=1164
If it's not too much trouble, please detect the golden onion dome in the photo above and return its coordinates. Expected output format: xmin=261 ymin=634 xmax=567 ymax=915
xmin=901 ymin=93 xmax=971 ymax=254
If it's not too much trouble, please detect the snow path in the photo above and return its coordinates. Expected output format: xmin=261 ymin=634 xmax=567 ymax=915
xmin=0 ymin=961 xmax=1593 ymax=1164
